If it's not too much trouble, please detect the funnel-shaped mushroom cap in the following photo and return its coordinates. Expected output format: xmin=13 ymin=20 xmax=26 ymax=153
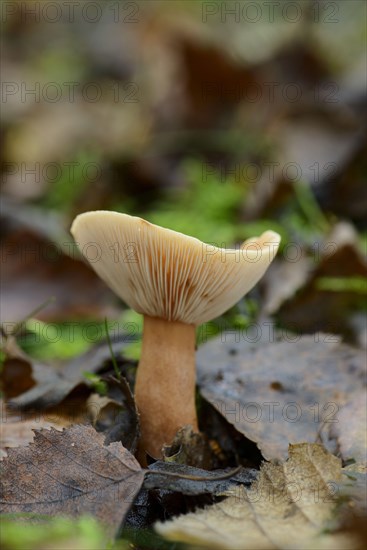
xmin=71 ymin=211 xmax=280 ymax=325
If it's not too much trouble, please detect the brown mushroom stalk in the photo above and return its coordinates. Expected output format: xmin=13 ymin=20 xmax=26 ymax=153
xmin=135 ymin=316 xmax=197 ymax=459
xmin=71 ymin=211 xmax=281 ymax=460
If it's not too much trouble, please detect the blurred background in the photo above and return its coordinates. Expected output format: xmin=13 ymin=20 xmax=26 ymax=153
xmin=1 ymin=0 xmax=366 ymax=361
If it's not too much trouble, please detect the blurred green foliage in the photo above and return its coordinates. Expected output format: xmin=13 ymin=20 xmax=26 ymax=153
xmin=119 ymin=527 xmax=187 ymax=550
xmin=315 ymin=276 xmax=367 ymax=295
xmin=13 ymin=155 xmax=365 ymax=369
xmin=19 ymin=318 xmax=105 ymax=360
xmin=42 ymin=151 xmax=100 ymax=211
xmin=0 ymin=516 xmax=111 ymax=550
xmin=143 ymin=159 xmax=286 ymax=246
xmin=18 ymin=317 xmax=128 ymax=363
xmin=83 ymin=372 xmax=108 ymax=395
xmin=1 ymin=514 xmax=188 ymax=550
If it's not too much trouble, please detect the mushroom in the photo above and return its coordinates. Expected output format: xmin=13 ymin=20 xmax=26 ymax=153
xmin=71 ymin=211 xmax=280 ymax=459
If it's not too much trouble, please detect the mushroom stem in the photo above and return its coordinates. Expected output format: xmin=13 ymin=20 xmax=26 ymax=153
xmin=135 ymin=315 xmax=198 ymax=459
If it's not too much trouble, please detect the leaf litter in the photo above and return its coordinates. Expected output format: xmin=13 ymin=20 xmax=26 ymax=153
xmin=1 ymin=321 xmax=366 ymax=549
xmin=0 ymin=424 xmax=254 ymax=541
xmin=0 ymin=425 xmax=145 ymax=541
xmin=196 ymin=333 xmax=366 ymax=461
xmin=2 ymin=332 xmax=138 ymax=410
xmin=89 ymin=375 xmax=140 ymax=453
xmin=155 ymin=443 xmax=366 ymax=550
xmin=1 ymin=4 xmax=366 ymax=545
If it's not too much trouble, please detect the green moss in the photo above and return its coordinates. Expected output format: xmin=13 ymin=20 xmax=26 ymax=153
xmin=146 ymin=158 xmax=248 ymax=245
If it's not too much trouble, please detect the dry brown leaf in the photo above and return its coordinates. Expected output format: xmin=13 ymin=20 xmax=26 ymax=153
xmin=4 ymin=334 xmax=132 ymax=409
xmin=156 ymin=443 xmax=362 ymax=549
xmin=88 ymin=376 xmax=140 ymax=453
xmin=277 ymin=222 xmax=367 ymax=337
xmin=338 ymin=463 xmax=367 ymax=521
xmin=0 ymin=424 xmax=144 ymax=539
xmin=261 ymin=257 xmax=312 ymax=316
xmin=0 ymin=395 xmax=85 ymax=459
xmin=197 ymin=334 xmax=366 ymax=460
xmin=330 ymin=392 xmax=367 ymax=463
xmin=0 ymin=400 xmax=65 ymax=459
xmin=0 ymin=419 xmax=62 ymax=458
xmin=0 ymin=229 xmax=117 ymax=323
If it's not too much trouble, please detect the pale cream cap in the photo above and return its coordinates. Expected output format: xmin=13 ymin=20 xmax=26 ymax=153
xmin=71 ymin=211 xmax=280 ymax=325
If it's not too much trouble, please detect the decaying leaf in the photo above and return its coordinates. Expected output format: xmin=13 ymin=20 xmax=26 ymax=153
xmin=90 ymin=375 xmax=140 ymax=453
xmin=156 ymin=443 xmax=363 ymax=549
xmin=144 ymin=461 xmax=257 ymax=496
xmin=0 ymin=399 xmax=67 ymax=459
xmin=0 ymin=228 xmax=117 ymax=323
xmin=197 ymin=334 xmax=366 ymax=460
xmin=261 ymin=257 xmax=312 ymax=316
xmin=0 ymin=424 xmax=145 ymax=539
xmin=125 ymin=462 xmax=257 ymax=533
xmin=1 ymin=335 xmax=60 ymax=400
xmin=0 ymin=422 xmax=255 ymax=540
xmin=0 ymin=419 xmax=58 ymax=458
xmin=277 ymin=222 xmax=367 ymax=338
xmin=162 ymin=426 xmax=212 ymax=469
xmin=330 ymin=392 xmax=367 ymax=463
xmin=5 ymin=335 xmax=135 ymax=409
xmin=338 ymin=463 xmax=367 ymax=520
xmin=317 ymin=138 xmax=367 ymax=225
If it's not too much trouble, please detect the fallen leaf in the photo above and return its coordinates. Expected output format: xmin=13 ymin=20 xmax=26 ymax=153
xmin=198 ymin=397 xmax=264 ymax=469
xmin=0 ymin=399 xmax=66 ymax=458
xmin=0 ymin=228 xmax=117 ymax=323
xmin=4 ymin=94 xmax=147 ymax=168
xmin=0 ymin=419 xmax=55 ymax=458
xmin=338 ymin=463 xmax=367 ymax=519
xmin=330 ymin=392 xmax=367 ymax=463
xmin=144 ymin=462 xmax=257 ymax=496
xmin=1 ymin=335 xmax=59 ymax=399
xmin=6 ymin=335 xmax=136 ymax=409
xmin=273 ymin=114 xmax=361 ymax=193
xmin=162 ymin=426 xmax=212 ymax=469
xmin=90 ymin=376 xmax=140 ymax=453
xmin=277 ymin=222 xmax=367 ymax=339
xmin=0 ymin=425 xmax=145 ymax=540
xmin=261 ymin=257 xmax=312 ymax=316
xmin=197 ymin=334 xmax=366 ymax=460
xmin=162 ymin=4 xmax=302 ymax=66
xmin=125 ymin=462 xmax=257 ymax=533
xmin=1 ymin=354 xmax=49 ymax=400
xmin=315 ymin=137 xmax=367 ymax=225
xmin=179 ymin=37 xmax=256 ymax=127
xmin=156 ymin=443 xmax=361 ymax=549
